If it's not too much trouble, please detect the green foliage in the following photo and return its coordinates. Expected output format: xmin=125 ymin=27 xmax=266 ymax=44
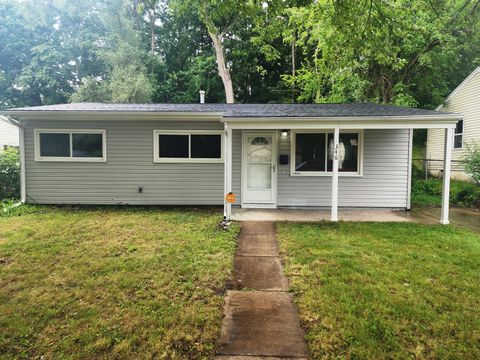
xmin=463 ymin=141 xmax=480 ymax=185
xmin=0 ymin=0 xmax=479 ymax=107
xmin=0 ymin=148 xmax=20 ymax=200
xmin=0 ymin=199 xmax=38 ymax=217
xmin=412 ymin=177 xmax=480 ymax=208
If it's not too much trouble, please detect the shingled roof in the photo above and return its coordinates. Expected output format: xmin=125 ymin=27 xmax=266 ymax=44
xmin=3 ymin=102 xmax=458 ymax=118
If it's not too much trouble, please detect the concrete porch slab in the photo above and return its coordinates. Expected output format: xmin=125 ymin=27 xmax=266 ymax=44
xmin=232 ymin=256 xmax=289 ymax=291
xmin=216 ymin=291 xmax=309 ymax=357
xmin=232 ymin=208 xmax=413 ymax=222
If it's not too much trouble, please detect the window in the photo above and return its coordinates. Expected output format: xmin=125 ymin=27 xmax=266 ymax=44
xmin=154 ymin=130 xmax=223 ymax=163
xmin=35 ymin=129 xmax=106 ymax=162
xmin=291 ymin=131 xmax=361 ymax=176
xmin=454 ymin=120 xmax=463 ymax=149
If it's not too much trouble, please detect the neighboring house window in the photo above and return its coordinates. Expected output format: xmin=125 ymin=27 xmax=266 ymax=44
xmin=35 ymin=129 xmax=106 ymax=162
xmin=454 ymin=120 xmax=463 ymax=149
xmin=291 ymin=131 xmax=362 ymax=176
xmin=153 ymin=130 xmax=223 ymax=163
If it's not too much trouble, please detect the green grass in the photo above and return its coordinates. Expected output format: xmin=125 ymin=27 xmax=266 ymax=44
xmin=277 ymin=222 xmax=480 ymax=359
xmin=0 ymin=206 xmax=238 ymax=359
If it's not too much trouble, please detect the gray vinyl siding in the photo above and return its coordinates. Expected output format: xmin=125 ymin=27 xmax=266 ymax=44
xmin=23 ymin=120 xmax=224 ymax=205
xmin=233 ymin=129 xmax=410 ymax=208
xmin=24 ymin=120 xmax=409 ymax=208
xmin=0 ymin=117 xmax=19 ymax=148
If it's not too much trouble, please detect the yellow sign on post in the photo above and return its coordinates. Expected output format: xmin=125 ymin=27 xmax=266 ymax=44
xmin=225 ymin=192 xmax=236 ymax=204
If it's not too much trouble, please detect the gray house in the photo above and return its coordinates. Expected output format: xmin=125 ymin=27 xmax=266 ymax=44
xmin=1 ymin=103 xmax=460 ymax=224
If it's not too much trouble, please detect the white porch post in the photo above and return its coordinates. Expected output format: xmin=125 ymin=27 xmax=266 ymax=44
xmin=331 ymin=127 xmax=340 ymax=222
xmin=440 ymin=127 xmax=453 ymax=225
xmin=224 ymin=123 xmax=233 ymax=220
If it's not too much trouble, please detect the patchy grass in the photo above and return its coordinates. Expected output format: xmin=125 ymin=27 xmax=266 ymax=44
xmin=0 ymin=206 xmax=238 ymax=359
xmin=412 ymin=177 xmax=480 ymax=208
xmin=277 ymin=222 xmax=480 ymax=359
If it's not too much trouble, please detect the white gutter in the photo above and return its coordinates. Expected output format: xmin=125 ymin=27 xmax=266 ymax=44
xmin=0 ymin=111 xmax=224 ymax=122
xmin=222 ymin=114 xmax=462 ymax=123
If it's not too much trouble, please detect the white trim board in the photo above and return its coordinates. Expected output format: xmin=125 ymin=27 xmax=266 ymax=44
xmin=289 ymin=129 xmax=364 ymax=177
xmin=34 ymin=129 xmax=107 ymax=162
xmin=241 ymin=131 xmax=278 ymax=208
xmin=153 ymin=130 xmax=224 ymax=163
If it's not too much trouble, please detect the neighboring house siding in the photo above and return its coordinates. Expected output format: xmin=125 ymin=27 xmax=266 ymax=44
xmin=23 ymin=120 xmax=224 ymax=205
xmin=427 ymin=69 xmax=480 ymax=179
xmin=0 ymin=117 xmax=19 ymax=148
xmin=232 ymin=129 xmax=410 ymax=208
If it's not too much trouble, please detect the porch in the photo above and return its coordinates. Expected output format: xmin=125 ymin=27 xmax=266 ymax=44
xmin=222 ymin=114 xmax=460 ymax=225
xmin=231 ymin=207 xmax=412 ymax=222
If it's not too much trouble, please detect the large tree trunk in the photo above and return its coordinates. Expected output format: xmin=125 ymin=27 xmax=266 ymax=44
xmin=210 ymin=32 xmax=234 ymax=104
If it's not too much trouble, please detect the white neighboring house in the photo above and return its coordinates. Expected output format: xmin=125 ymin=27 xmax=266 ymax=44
xmin=0 ymin=116 xmax=19 ymax=151
xmin=427 ymin=66 xmax=480 ymax=180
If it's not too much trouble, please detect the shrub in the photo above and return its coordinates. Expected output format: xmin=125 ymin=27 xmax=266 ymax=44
xmin=463 ymin=141 xmax=480 ymax=185
xmin=0 ymin=147 xmax=20 ymax=200
xmin=0 ymin=199 xmax=38 ymax=217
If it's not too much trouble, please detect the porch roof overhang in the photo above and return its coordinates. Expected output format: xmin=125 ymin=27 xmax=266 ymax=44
xmin=222 ymin=115 xmax=461 ymax=130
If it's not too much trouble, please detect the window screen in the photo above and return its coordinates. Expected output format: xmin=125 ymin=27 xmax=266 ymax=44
xmin=191 ymin=135 xmax=221 ymax=158
xmin=327 ymin=133 xmax=359 ymax=172
xmin=295 ymin=133 xmax=326 ymax=172
xmin=158 ymin=134 xmax=189 ymax=158
xmin=39 ymin=133 xmax=70 ymax=157
xmin=72 ymin=133 xmax=103 ymax=158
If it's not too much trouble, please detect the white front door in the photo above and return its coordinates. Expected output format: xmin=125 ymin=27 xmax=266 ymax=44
xmin=242 ymin=132 xmax=277 ymax=207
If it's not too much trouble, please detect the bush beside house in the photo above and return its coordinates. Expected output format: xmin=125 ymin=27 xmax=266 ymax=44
xmin=0 ymin=148 xmax=20 ymax=201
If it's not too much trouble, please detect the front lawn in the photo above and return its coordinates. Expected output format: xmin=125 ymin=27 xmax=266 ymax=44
xmin=0 ymin=207 xmax=238 ymax=359
xmin=278 ymin=222 xmax=480 ymax=359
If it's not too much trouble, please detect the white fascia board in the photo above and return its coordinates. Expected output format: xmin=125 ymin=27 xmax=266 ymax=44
xmin=0 ymin=111 xmax=224 ymax=122
xmin=227 ymin=116 xmax=461 ymax=130
xmin=436 ymin=66 xmax=480 ymax=111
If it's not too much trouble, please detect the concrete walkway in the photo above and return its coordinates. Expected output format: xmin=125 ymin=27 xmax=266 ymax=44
xmin=215 ymin=222 xmax=309 ymax=359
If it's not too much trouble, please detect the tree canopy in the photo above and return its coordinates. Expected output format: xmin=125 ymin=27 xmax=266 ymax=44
xmin=0 ymin=0 xmax=478 ymax=108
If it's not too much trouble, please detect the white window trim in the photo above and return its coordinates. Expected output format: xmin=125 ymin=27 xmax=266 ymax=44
xmin=453 ymin=120 xmax=463 ymax=150
xmin=153 ymin=130 xmax=224 ymax=163
xmin=290 ymin=129 xmax=364 ymax=177
xmin=34 ymin=129 xmax=107 ymax=162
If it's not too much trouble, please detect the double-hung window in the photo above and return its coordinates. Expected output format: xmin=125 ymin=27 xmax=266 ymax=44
xmin=35 ymin=129 xmax=106 ymax=162
xmin=291 ymin=131 xmax=362 ymax=176
xmin=153 ymin=130 xmax=223 ymax=163
xmin=454 ymin=120 xmax=463 ymax=149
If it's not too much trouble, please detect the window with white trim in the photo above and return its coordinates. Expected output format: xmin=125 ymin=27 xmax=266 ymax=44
xmin=454 ymin=120 xmax=463 ymax=149
xmin=291 ymin=131 xmax=361 ymax=176
xmin=153 ymin=130 xmax=223 ymax=163
xmin=35 ymin=129 xmax=106 ymax=162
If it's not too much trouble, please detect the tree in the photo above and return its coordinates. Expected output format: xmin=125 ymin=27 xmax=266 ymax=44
xmin=282 ymin=0 xmax=480 ymax=107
